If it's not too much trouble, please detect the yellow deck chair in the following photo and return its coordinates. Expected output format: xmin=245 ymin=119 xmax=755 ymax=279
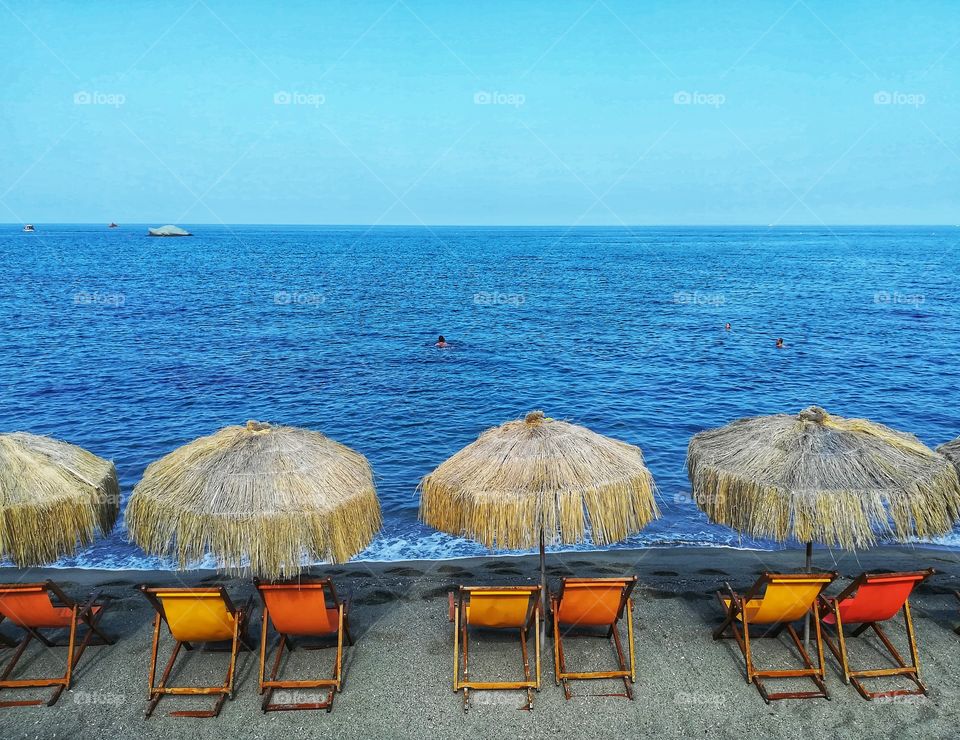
xmin=713 ymin=571 xmax=837 ymax=703
xmin=139 ymin=586 xmax=252 ymax=718
xmin=449 ymin=586 xmax=540 ymax=711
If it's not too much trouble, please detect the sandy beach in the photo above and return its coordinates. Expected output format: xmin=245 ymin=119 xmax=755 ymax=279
xmin=0 ymin=546 xmax=958 ymax=739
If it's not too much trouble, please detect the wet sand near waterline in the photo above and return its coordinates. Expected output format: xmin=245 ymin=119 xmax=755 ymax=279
xmin=1 ymin=546 xmax=960 ymax=740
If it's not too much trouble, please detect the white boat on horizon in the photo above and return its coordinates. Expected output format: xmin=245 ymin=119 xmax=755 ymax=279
xmin=22 ymin=224 xmax=35 ymax=233
xmin=147 ymin=225 xmax=191 ymax=237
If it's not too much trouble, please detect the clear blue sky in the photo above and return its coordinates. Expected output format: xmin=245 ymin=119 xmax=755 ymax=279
xmin=2 ymin=1 xmax=957 ymax=225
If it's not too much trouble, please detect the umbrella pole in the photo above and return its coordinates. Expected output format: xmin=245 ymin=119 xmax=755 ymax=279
xmin=540 ymin=526 xmax=547 ymax=643
xmin=803 ymin=541 xmax=812 ymax=645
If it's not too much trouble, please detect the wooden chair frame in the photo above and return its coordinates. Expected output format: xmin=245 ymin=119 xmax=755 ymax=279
xmin=550 ymin=577 xmax=637 ymax=700
xmin=953 ymin=591 xmax=960 ymax=636
xmin=819 ymin=569 xmax=933 ymax=700
xmin=450 ymin=586 xmax=541 ymax=711
xmin=713 ymin=572 xmax=837 ymax=703
xmin=0 ymin=582 xmax=113 ymax=708
xmin=139 ymin=585 xmax=252 ymax=719
xmin=255 ymin=578 xmax=353 ymax=713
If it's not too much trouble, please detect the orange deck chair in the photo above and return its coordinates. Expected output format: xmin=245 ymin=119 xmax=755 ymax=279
xmin=714 ymin=571 xmax=837 ymax=703
xmin=550 ymin=577 xmax=637 ymax=700
xmin=0 ymin=582 xmax=113 ymax=708
xmin=819 ymin=569 xmax=934 ymax=700
xmin=449 ymin=586 xmax=540 ymax=710
xmin=255 ymin=578 xmax=352 ymax=713
xmin=139 ymin=586 xmax=252 ymax=718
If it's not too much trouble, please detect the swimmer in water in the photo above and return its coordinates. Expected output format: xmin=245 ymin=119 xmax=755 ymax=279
xmin=725 ymin=322 xmax=731 ymax=331
xmin=776 ymin=337 xmax=784 ymax=349
xmin=435 ymin=335 xmax=449 ymax=348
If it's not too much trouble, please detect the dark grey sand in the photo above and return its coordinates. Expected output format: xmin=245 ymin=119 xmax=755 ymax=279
xmin=1 ymin=546 xmax=960 ymax=739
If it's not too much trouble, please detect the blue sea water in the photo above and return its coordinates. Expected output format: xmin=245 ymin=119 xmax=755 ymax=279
xmin=2 ymin=224 xmax=960 ymax=568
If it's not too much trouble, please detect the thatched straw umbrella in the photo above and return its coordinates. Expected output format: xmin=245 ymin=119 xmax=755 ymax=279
xmin=687 ymin=406 xmax=960 ymax=552
xmin=688 ymin=405 xmax=960 ymax=642
xmin=419 ymin=410 xmax=660 ymax=614
xmin=0 ymin=432 xmax=119 ymax=566
xmin=938 ymin=437 xmax=960 ymax=476
xmin=126 ymin=421 xmax=382 ymax=579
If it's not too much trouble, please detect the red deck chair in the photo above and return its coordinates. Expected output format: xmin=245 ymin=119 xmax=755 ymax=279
xmin=550 ymin=577 xmax=637 ymax=700
xmin=0 ymin=582 xmax=113 ymax=707
xmin=255 ymin=578 xmax=353 ymax=713
xmin=819 ymin=569 xmax=934 ymax=700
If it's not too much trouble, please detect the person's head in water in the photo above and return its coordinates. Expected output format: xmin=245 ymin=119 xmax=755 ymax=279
xmin=725 ymin=323 xmax=731 ymax=331
xmin=435 ymin=335 xmax=448 ymax=348
xmin=776 ymin=337 xmax=784 ymax=348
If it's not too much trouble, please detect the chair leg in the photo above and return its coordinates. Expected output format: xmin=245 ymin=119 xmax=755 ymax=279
xmin=552 ymin=599 xmax=562 ymax=688
xmin=534 ymin=607 xmax=541 ymax=690
xmin=519 ymin=626 xmax=533 ymax=709
xmin=846 ymin=609 xmax=926 ymax=700
xmin=452 ymin=604 xmax=459 ymax=694
xmin=145 ymin=640 xmax=182 ymax=719
xmin=610 ymin=620 xmax=633 ymax=700
xmin=461 ymin=620 xmax=469 ymax=712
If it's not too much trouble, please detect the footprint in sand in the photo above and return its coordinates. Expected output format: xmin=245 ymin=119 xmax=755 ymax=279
xmin=489 ymin=567 xmax=524 ymax=576
xmin=420 ymin=586 xmax=455 ymax=600
xmin=437 ymin=565 xmax=469 ymax=576
xmin=358 ymin=589 xmax=400 ymax=605
xmin=384 ymin=566 xmax=424 ymax=577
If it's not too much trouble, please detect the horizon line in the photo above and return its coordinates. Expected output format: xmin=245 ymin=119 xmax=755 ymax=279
xmin=5 ymin=222 xmax=960 ymax=228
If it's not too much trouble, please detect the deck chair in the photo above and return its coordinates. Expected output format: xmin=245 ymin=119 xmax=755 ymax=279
xmin=449 ymin=586 xmax=540 ymax=710
xmin=255 ymin=578 xmax=352 ymax=713
xmin=139 ymin=586 xmax=252 ymax=718
xmin=714 ymin=571 xmax=837 ymax=703
xmin=550 ymin=577 xmax=637 ymax=700
xmin=0 ymin=582 xmax=113 ymax=707
xmin=819 ymin=569 xmax=934 ymax=700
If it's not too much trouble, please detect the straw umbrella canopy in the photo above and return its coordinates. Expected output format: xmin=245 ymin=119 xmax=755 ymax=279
xmin=0 ymin=432 xmax=119 ymax=567
xmin=938 ymin=437 xmax=960 ymax=475
xmin=419 ymin=410 xmax=660 ymax=608
xmin=126 ymin=421 xmax=382 ymax=580
xmin=687 ymin=405 xmax=960 ymax=552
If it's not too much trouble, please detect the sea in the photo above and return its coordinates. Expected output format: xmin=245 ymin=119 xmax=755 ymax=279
xmin=2 ymin=224 xmax=959 ymax=568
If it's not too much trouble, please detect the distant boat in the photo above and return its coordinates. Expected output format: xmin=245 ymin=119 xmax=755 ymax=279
xmin=22 ymin=224 xmax=35 ymax=233
xmin=147 ymin=225 xmax=191 ymax=237
xmin=108 ymin=222 xmax=119 ymax=228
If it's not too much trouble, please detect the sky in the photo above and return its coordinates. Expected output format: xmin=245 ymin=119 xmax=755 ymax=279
xmin=1 ymin=0 xmax=958 ymax=225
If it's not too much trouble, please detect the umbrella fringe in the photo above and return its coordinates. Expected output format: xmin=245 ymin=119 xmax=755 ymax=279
xmin=688 ymin=408 xmax=960 ymax=548
xmin=126 ymin=484 xmax=382 ymax=579
xmin=0 ymin=434 xmax=119 ymax=567
xmin=125 ymin=423 xmax=382 ymax=579
xmin=419 ymin=471 xmax=659 ymax=550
